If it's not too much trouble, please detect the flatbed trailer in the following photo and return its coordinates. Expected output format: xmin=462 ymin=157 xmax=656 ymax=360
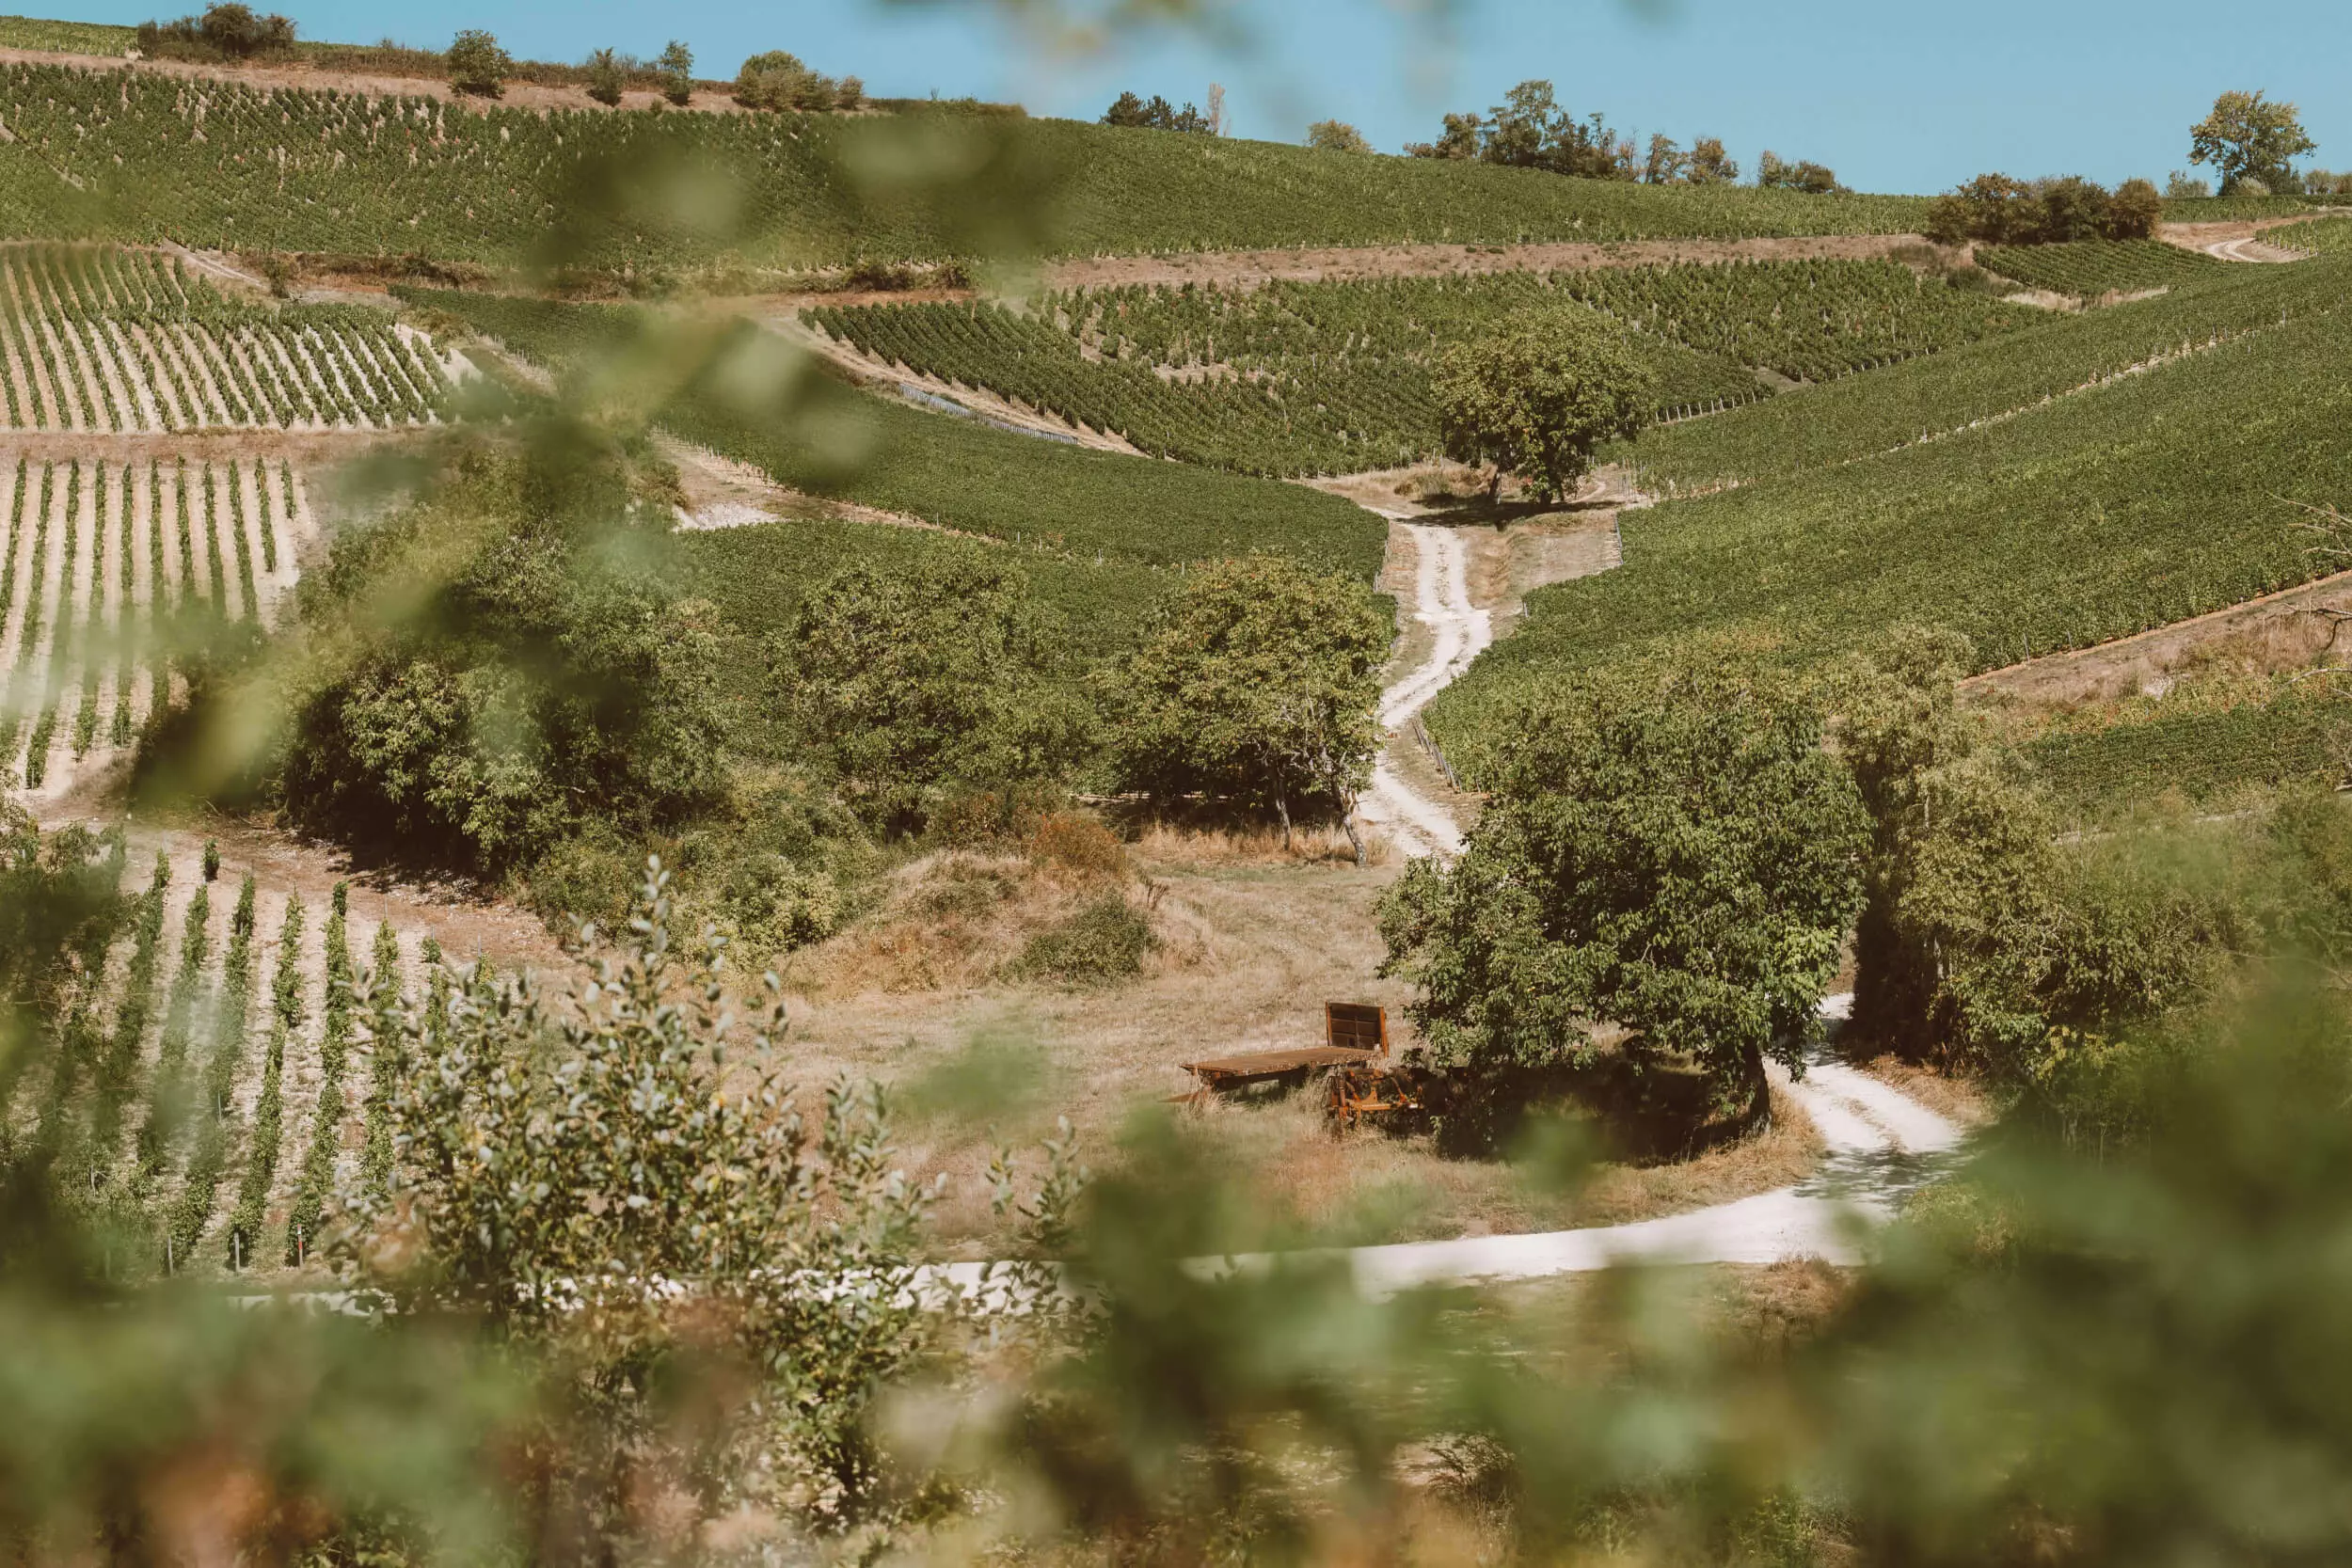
xmin=1179 ymin=1004 xmax=1422 ymax=1129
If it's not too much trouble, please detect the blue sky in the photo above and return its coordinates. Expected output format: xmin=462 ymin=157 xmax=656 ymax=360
xmin=59 ymin=0 xmax=2352 ymax=193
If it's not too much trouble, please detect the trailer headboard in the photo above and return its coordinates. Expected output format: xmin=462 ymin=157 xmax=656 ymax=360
xmin=1324 ymin=1002 xmax=1389 ymax=1055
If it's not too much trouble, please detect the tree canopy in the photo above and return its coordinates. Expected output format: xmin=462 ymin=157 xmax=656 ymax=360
xmin=2190 ymin=89 xmax=2317 ymax=195
xmin=1107 ymin=555 xmax=1387 ymax=855
xmin=786 ymin=546 xmax=1089 ymax=833
xmin=1431 ymin=304 xmax=1656 ymax=500
xmin=1379 ymin=657 xmax=1867 ymax=1125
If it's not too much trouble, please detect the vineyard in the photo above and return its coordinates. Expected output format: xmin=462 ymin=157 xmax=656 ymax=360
xmin=408 ymin=289 xmax=1390 ymax=578
xmin=2 ymin=836 xmax=485 ymax=1279
xmin=2025 ymin=685 xmax=2348 ymax=817
xmin=1975 ymin=238 xmax=2220 ymax=297
xmin=1626 ymin=253 xmax=2352 ymax=489
xmin=1 ymin=454 xmax=315 ymax=796
xmin=0 ymin=244 xmax=453 ymax=432
xmin=1426 ymin=304 xmax=2352 ymax=777
xmin=2278 ymin=218 xmax=2352 ymax=256
xmin=807 ymin=261 xmax=2032 ymax=477
xmin=0 ymin=61 xmax=1941 ymax=275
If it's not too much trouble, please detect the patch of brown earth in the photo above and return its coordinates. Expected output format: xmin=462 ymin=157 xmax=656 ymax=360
xmin=1961 ymin=566 xmax=2352 ymax=719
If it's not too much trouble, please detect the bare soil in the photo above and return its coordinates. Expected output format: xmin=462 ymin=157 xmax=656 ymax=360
xmin=1961 ymin=566 xmax=2352 ymax=719
xmin=2156 ymin=214 xmax=2340 ymax=254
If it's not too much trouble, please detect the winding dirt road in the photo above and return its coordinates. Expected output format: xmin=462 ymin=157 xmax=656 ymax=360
xmin=1328 ymin=522 xmax=1970 ymax=1291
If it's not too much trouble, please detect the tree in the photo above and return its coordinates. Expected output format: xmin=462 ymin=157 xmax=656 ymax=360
xmin=1759 ymin=150 xmax=1846 ymax=195
xmin=265 ymin=446 xmax=728 ymax=874
xmin=1643 ymin=134 xmax=1688 ymax=184
xmin=1688 ymin=135 xmax=1739 ymax=184
xmin=784 ymin=548 xmax=1089 ymax=832
xmin=1405 ymin=111 xmax=1484 ymax=160
xmin=446 ymin=28 xmax=509 ymax=97
xmin=655 ymin=40 xmax=692 ymax=104
xmin=737 ymin=50 xmax=847 ymax=111
xmin=1378 ymin=657 xmax=1867 ymax=1127
xmin=1107 ymin=556 xmax=1386 ymax=860
xmin=2034 ymin=174 xmax=2112 ymax=242
xmin=1308 ymin=119 xmax=1372 ymax=154
xmin=2190 ymin=89 xmax=2316 ymax=196
xmin=1102 ymin=91 xmax=1211 ymax=134
xmin=582 ymin=47 xmax=624 ymax=107
xmin=1430 ymin=305 xmax=1656 ymax=501
xmin=2106 ymin=177 xmax=2165 ymax=239
xmin=135 ymin=3 xmax=293 ymax=59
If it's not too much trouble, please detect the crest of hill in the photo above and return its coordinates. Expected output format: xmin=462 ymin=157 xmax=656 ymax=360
xmin=0 ymin=55 xmax=1934 ymax=277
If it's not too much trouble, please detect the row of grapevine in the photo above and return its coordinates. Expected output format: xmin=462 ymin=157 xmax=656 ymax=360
xmin=4 ymin=837 xmax=474 ymax=1279
xmin=2025 ymin=685 xmax=2348 ymax=819
xmin=0 ymin=61 xmax=1941 ymax=275
xmin=1628 ymin=253 xmax=2352 ymax=489
xmin=1427 ymin=303 xmax=2352 ymax=780
xmin=1975 ymin=239 xmax=2223 ymax=297
xmin=807 ymin=260 xmax=2027 ymax=478
xmin=408 ymin=289 xmax=1391 ymax=580
xmin=2277 ymin=218 xmax=2352 ymax=256
xmin=0 ymin=242 xmax=451 ymax=431
xmin=0 ymin=456 xmax=316 ymax=796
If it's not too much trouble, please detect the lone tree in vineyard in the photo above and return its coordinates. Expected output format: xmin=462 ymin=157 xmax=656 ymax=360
xmin=447 ymin=29 xmax=511 ymax=98
xmin=2189 ymin=90 xmax=2316 ymax=195
xmin=1432 ymin=304 xmax=1656 ymax=501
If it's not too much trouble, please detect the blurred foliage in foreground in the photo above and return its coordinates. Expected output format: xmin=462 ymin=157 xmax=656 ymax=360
xmin=11 ymin=795 xmax=2352 ymax=1564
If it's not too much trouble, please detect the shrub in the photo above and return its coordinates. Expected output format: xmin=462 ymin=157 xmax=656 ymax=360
xmin=1307 ymin=119 xmax=1372 ymax=154
xmin=1028 ymin=810 xmax=1127 ymax=880
xmin=446 ymin=29 xmax=509 ymax=98
xmin=1013 ymin=894 xmax=1156 ymax=986
xmin=2107 ymin=178 xmax=2164 ymax=240
xmin=655 ymin=40 xmax=692 ymax=105
xmin=736 ymin=50 xmax=848 ymax=112
xmin=582 ymin=47 xmax=624 ymax=107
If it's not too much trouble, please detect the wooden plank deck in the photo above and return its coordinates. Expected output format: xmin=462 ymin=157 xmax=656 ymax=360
xmin=1181 ymin=1045 xmax=1378 ymax=1086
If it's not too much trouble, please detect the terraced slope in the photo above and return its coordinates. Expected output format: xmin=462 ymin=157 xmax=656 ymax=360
xmin=806 ymin=261 xmax=2033 ymax=477
xmin=406 ymin=290 xmax=1389 ymax=580
xmin=1975 ymin=238 xmax=2221 ymax=296
xmin=0 ymin=244 xmax=453 ymax=433
xmin=1625 ymin=253 xmax=2352 ymax=491
xmin=1428 ymin=303 xmax=2352 ymax=776
xmin=0 ymin=454 xmax=315 ymax=796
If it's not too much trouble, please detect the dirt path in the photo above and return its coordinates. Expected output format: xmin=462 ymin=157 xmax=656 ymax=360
xmin=1357 ymin=520 xmax=1488 ymax=858
xmin=1306 ymin=1006 xmax=1967 ymax=1291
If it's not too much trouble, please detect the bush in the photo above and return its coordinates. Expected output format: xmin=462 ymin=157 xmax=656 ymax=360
xmin=582 ymin=47 xmax=624 ymax=107
xmin=256 ymin=443 xmax=729 ymax=875
xmin=1012 ymin=894 xmax=1156 ymax=986
xmin=655 ymin=40 xmax=692 ymax=105
xmin=446 ymin=29 xmax=509 ymax=98
xmin=1307 ymin=119 xmax=1372 ymax=154
xmin=736 ymin=50 xmax=849 ymax=112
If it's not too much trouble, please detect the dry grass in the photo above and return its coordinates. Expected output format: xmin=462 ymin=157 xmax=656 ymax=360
xmin=771 ymin=831 xmax=1828 ymax=1256
xmin=1840 ymin=1052 xmax=1995 ymax=1127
